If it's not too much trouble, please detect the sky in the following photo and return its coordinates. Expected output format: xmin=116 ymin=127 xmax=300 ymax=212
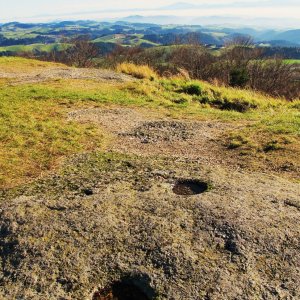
xmin=0 ymin=0 xmax=299 ymax=28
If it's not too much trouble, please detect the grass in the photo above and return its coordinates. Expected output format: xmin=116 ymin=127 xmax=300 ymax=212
xmin=263 ymin=140 xmax=283 ymax=152
xmin=179 ymin=82 xmax=202 ymax=96
xmin=0 ymin=56 xmax=65 ymax=72
xmin=227 ymin=133 xmax=252 ymax=149
xmin=0 ymin=57 xmax=299 ymax=187
xmin=116 ymin=62 xmax=157 ymax=79
xmin=93 ymin=34 xmax=159 ymax=47
xmin=0 ymin=43 xmax=69 ymax=53
xmin=0 ymin=82 xmax=107 ymax=188
xmin=284 ymin=59 xmax=300 ymax=65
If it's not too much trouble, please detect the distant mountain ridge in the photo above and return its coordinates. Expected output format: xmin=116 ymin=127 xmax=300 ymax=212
xmin=274 ymin=30 xmax=300 ymax=44
xmin=0 ymin=20 xmax=299 ymax=51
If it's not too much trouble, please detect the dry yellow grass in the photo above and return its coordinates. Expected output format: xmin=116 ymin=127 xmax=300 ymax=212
xmin=0 ymin=56 xmax=65 ymax=73
xmin=116 ymin=62 xmax=157 ymax=79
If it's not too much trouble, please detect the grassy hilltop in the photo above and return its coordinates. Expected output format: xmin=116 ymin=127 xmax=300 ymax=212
xmin=0 ymin=57 xmax=299 ymax=299
xmin=0 ymin=57 xmax=299 ymax=188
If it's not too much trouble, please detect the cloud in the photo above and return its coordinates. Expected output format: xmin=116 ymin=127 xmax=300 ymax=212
xmin=0 ymin=0 xmax=299 ymax=28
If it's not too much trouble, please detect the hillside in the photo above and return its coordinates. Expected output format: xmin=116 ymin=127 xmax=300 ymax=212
xmin=0 ymin=21 xmax=299 ymax=56
xmin=0 ymin=57 xmax=299 ymax=299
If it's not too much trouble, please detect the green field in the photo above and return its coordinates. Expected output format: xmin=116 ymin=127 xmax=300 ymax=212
xmin=284 ymin=59 xmax=300 ymax=64
xmin=0 ymin=43 xmax=69 ymax=53
xmin=93 ymin=34 xmax=159 ymax=47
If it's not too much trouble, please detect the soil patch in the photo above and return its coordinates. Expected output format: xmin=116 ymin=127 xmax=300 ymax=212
xmin=68 ymin=107 xmax=299 ymax=180
xmin=0 ymin=67 xmax=134 ymax=85
xmin=123 ymin=121 xmax=192 ymax=143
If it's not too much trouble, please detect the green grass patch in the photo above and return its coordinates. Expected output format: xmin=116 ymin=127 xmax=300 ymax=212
xmin=284 ymin=59 xmax=300 ymax=65
xmin=227 ymin=133 xmax=252 ymax=149
xmin=0 ymin=43 xmax=70 ymax=53
xmin=93 ymin=34 xmax=159 ymax=47
xmin=263 ymin=140 xmax=283 ymax=152
xmin=0 ymin=83 xmax=106 ymax=188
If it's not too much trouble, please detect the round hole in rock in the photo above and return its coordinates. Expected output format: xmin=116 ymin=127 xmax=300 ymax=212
xmin=93 ymin=281 xmax=150 ymax=300
xmin=173 ymin=179 xmax=209 ymax=196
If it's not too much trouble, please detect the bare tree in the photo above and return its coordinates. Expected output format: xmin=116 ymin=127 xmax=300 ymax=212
xmin=248 ymin=58 xmax=300 ymax=99
xmin=171 ymin=45 xmax=216 ymax=79
xmin=65 ymin=36 xmax=99 ymax=67
xmin=221 ymin=37 xmax=264 ymax=87
xmin=106 ymin=44 xmax=144 ymax=66
xmin=225 ymin=34 xmax=254 ymax=47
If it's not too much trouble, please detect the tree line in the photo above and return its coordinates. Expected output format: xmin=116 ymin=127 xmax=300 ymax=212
xmin=16 ymin=35 xmax=300 ymax=99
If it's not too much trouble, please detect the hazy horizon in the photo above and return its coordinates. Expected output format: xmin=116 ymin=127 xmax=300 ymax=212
xmin=0 ymin=0 xmax=299 ymax=29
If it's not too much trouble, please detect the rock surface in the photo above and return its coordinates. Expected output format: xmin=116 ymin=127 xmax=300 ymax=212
xmin=0 ymin=66 xmax=133 ymax=85
xmin=0 ymin=95 xmax=299 ymax=299
xmin=0 ymin=152 xmax=299 ymax=299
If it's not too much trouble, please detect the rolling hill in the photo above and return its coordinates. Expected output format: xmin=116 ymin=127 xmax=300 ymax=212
xmin=0 ymin=21 xmax=299 ymax=56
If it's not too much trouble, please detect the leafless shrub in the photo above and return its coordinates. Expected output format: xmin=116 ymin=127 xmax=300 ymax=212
xmin=107 ymin=45 xmax=144 ymax=66
xmin=64 ymin=36 xmax=99 ymax=67
xmin=171 ymin=45 xmax=217 ymax=79
xmin=16 ymin=51 xmax=36 ymax=59
xmin=43 ymin=36 xmax=99 ymax=67
xmin=221 ymin=46 xmax=264 ymax=68
xmin=248 ymin=58 xmax=300 ymax=99
xmin=225 ymin=34 xmax=254 ymax=47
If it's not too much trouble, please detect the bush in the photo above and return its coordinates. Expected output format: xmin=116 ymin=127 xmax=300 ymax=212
xmin=180 ymin=82 xmax=202 ymax=95
xmin=229 ymin=68 xmax=249 ymax=87
xmin=219 ymin=98 xmax=257 ymax=112
xmin=198 ymin=91 xmax=257 ymax=113
xmin=248 ymin=59 xmax=300 ymax=99
xmin=116 ymin=62 xmax=157 ymax=79
xmin=171 ymin=45 xmax=216 ymax=79
xmin=172 ymin=95 xmax=189 ymax=104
